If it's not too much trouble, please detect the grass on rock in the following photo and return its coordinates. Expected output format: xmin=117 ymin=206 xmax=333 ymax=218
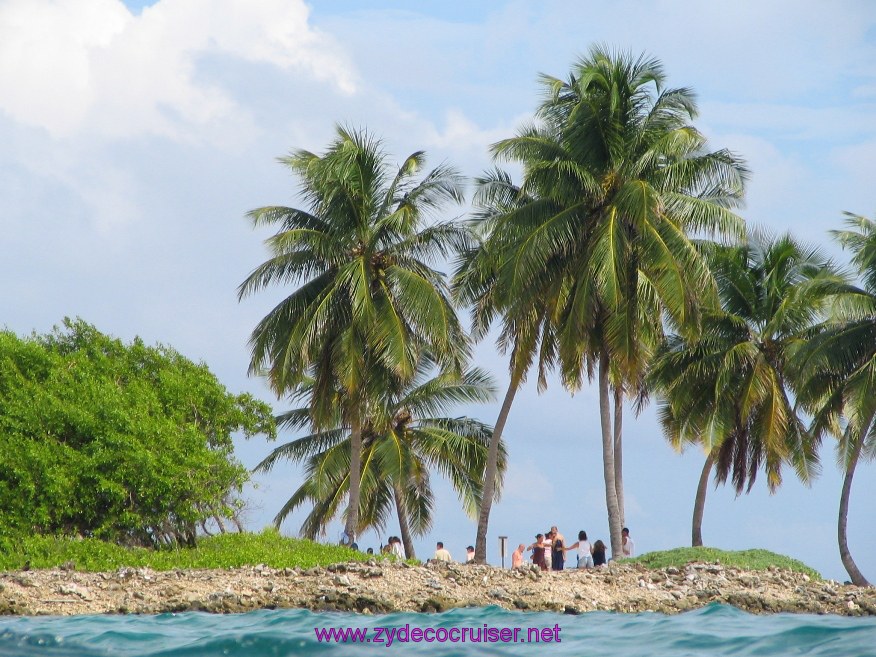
xmin=632 ymin=547 xmax=821 ymax=580
xmin=2 ymin=533 xmax=821 ymax=580
xmin=0 ymin=529 xmax=370 ymax=572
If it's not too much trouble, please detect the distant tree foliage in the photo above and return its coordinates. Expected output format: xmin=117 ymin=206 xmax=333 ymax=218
xmin=0 ymin=319 xmax=275 ymax=547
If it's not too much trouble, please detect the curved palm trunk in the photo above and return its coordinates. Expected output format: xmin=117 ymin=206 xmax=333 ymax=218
xmin=393 ymin=482 xmax=416 ymax=559
xmin=613 ymin=383 xmax=625 ymax=528
xmin=599 ymin=350 xmax=623 ymax=559
xmin=344 ymin=419 xmax=362 ymax=544
xmin=474 ymin=380 xmax=518 ymax=564
xmin=839 ymin=435 xmax=870 ymax=586
xmin=692 ymin=453 xmax=714 ymax=547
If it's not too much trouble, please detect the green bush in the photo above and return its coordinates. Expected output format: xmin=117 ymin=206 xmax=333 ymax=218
xmin=0 ymin=319 xmax=275 ymax=546
xmin=0 ymin=529 xmax=370 ymax=571
xmin=631 ymin=547 xmax=821 ymax=580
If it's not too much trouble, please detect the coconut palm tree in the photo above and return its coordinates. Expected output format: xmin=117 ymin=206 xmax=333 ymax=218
xmin=796 ymin=212 xmax=876 ymax=586
xmin=239 ymin=126 xmax=470 ymax=543
xmin=453 ymin=169 xmax=564 ymax=563
xmin=490 ymin=47 xmax=748 ymax=557
xmin=254 ymin=365 xmax=505 ymax=558
xmin=649 ymin=233 xmax=841 ymax=546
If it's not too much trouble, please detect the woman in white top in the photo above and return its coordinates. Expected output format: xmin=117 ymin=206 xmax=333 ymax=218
xmin=564 ymin=530 xmax=593 ymax=568
xmin=543 ymin=531 xmax=553 ymax=570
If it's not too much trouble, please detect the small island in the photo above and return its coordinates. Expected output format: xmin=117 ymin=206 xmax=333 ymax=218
xmin=1 ymin=534 xmax=873 ymax=617
xmin=3 ymin=47 xmax=875 ymax=620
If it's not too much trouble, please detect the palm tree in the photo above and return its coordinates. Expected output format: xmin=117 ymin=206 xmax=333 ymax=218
xmin=239 ymin=126 xmax=470 ymax=543
xmin=649 ymin=233 xmax=840 ymax=546
xmin=253 ymin=365 xmax=505 ymax=558
xmin=453 ymin=169 xmax=563 ymax=563
xmin=796 ymin=212 xmax=876 ymax=586
xmin=489 ymin=47 xmax=748 ymax=557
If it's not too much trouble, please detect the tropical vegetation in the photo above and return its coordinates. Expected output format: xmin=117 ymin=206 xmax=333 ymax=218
xmin=3 ymin=45 xmax=868 ymax=586
xmin=0 ymin=533 xmax=821 ymax=580
xmin=0 ymin=529 xmax=367 ymax=572
xmin=253 ymin=364 xmax=505 ymax=558
xmin=632 ymin=547 xmax=821 ymax=579
xmin=648 ymin=233 xmax=841 ymax=547
xmin=453 ymin=169 xmax=563 ymax=563
xmin=239 ymin=127 xmax=472 ymax=544
xmin=795 ymin=213 xmax=876 ymax=586
xmin=0 ymin=318 xmax=275 ymax=547
xmin=242 ymin=50 xmax=873 ymax=584
xmin=456 ymin=46 xmax=748 ymax=559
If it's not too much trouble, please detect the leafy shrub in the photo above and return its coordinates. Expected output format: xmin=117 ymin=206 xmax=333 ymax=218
xmin=632 ymin=547 xmax=821 ymax=579
xmin=0 ymin=319 xmax=275 ymax=546
xmin=0 ymin=529 xmax=369 ymax=571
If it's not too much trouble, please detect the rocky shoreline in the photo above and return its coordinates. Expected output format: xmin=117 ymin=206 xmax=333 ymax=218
xmin=1 ymin=560 xmax=874 ymax=617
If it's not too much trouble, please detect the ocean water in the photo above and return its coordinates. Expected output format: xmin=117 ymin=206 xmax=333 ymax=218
xmin=0 ymin=604 xmax=875 ymax=657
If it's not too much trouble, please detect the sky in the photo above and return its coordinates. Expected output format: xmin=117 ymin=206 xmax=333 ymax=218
xmin=1 ymin=0 xmax=875 ymax=582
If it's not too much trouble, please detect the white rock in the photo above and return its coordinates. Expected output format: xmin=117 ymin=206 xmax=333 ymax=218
xmin=58 ymin=583 xmax=91 ymax=600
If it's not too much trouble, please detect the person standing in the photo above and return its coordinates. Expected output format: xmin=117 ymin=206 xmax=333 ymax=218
xmin=622 ymin=528 xmax=635 ymax=558
xmin=551 ymin=532 xmax=565 ymax=570
xmin=390 ymin=536 xmax=405 ymax=559
xmin=565 ymin=530 xmax=593 ymax=569
xmin=512 ymin=543 xmax=525 ymax=568
xmin=465 ymin=545 xmax=475 ymax=562
xmin=527 ymin=534 xmax=547 ymax=571
xmin=543 ymin=531 xmax=553 ymax=570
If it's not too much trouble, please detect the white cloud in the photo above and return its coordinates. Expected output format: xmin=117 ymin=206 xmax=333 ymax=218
xmin=0 ymin=0 xmax=128 ymax=135
xmin=701 ymin=102 xmax=876 ymax=143
xmin=0 ymin=0 xmax=355 ymax=139
xmin=528 ymin=0 xmax=876 ymax=104
xmin=832 ymin=140 xmax=876 ymax=205
xmin=721 ymin=135 xmax=813 ymax=211
xmin=423 ymin=109 xmax=525 ymax=159
xmin=503 ymin=459 xmax=555 ymax=503
xmin=853 ymin=84 xmax=876 ymax=99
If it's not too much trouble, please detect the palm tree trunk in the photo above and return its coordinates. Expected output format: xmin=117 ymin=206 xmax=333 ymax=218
xmin=474 ymin=380 xmax=518 ymax=564
xmin=599 ymin=349 xmax=623 ymax=559
xmin=344 ymin=418 xmax=362 ymax=544
xmin=613 ymin=382 xmax=625 ymax=528
xmin=393 ymin=482 xmax=416 ymax=559
xmin=839 ymin=435 xmax=870 ymax=586
xmin=692 ymin=453 xmax=713 ymax=547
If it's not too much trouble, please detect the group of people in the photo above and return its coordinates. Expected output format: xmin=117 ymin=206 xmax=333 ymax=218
xmin=430 ymin=542 xmax=476 ymax=562
xmin=358 ymin=538 xmax=472 ymax=562
xmin=354 ymin=527 xmax=636 ymax=570
xmin=378 ymin=536 xmax=405 ymax=558
xmin=512 ymin=527 xmax=635 ymax=571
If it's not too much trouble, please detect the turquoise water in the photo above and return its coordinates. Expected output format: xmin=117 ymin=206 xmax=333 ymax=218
xmin=0 ymin=604 xmax=875 ymax=656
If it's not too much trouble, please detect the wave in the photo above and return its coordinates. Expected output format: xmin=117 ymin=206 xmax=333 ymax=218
xmin=1 ymin=604 xmax=875 ymax=657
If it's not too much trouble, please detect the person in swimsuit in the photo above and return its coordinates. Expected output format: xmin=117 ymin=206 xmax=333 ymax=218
xmin=527 ymin=534 xmax=547 ymax=571
xmin=512 ymin=543 xmax=525 ymax=568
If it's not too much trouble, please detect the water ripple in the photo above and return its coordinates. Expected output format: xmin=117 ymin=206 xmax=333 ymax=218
xmin=0 ymin=604 xmax=874 ymax=657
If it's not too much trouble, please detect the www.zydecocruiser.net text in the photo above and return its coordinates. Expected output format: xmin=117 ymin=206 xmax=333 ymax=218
xmin=315 ymin=623 xmax=562 ymax=646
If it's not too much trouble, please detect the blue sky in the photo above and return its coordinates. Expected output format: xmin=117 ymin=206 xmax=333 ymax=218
xmin=2 ymin=0 xmax=875 ymax=582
